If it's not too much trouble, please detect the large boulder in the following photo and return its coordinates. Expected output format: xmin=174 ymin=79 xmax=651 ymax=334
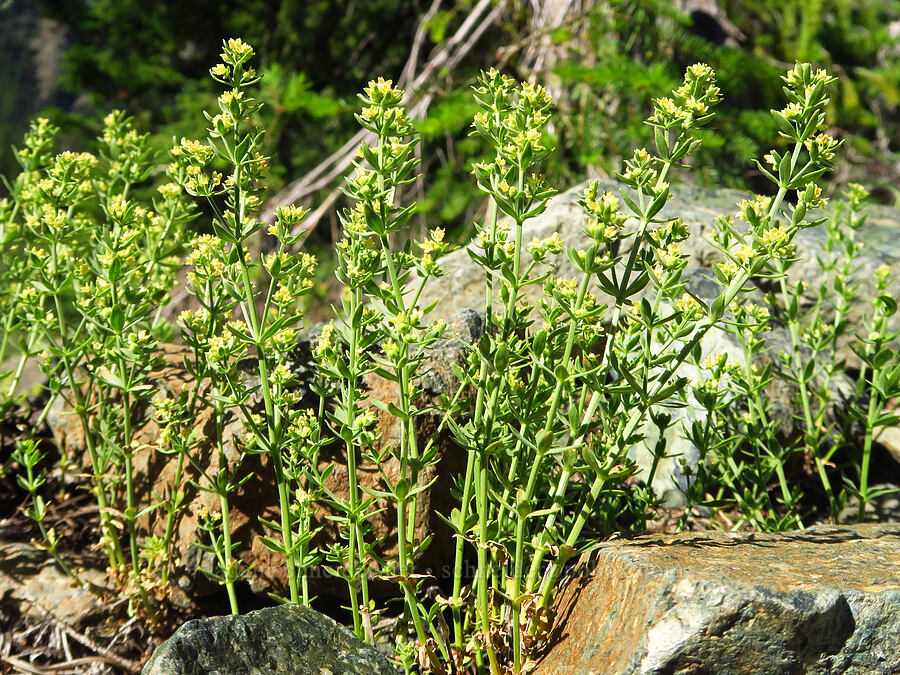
xmin=142 ymin=603 xmax=395 ymax=675
xmin=535 ymin=523 xmax=900 ymax=674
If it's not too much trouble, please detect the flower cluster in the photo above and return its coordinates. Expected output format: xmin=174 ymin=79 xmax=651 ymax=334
xmin=471 ymin=69 xmax=556 ymax=222
xmin=580 ymin=182 xmax=628 ymax=243
xmin=649 ymin=63 xmax=721 ymax=132
xmin=357 ymin=77 xmax=412 ymax=137
xmin=528 ymin=231 xmax=564 ymax=262
xmin=210 ymin=38 xmax=259 ymax=87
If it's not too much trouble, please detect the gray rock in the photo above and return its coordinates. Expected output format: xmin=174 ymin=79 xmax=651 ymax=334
xmin=142 ymin=604 xmax=396 ymax=675
xmin=0 ymin=540 xmax=107 ymax=627
xmin=417 ymin=179 xmax=900 ymax=503
xmin=535 ymin=523 xmax=900 ymax=675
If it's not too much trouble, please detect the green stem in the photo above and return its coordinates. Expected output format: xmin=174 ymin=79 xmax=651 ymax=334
xmin=160 ymin=447 xmax=185 ymax=586
xmin=779 ymin=275 xmax=834 ymax=518
xmin=475 ymin=442 xmax=500 ymax=675
xmin=51 ymin=291 xmax=123 ymax=571
xmin=215 ymin=404 xmax=239 ymax=614
xmin=234 ymin=240 xmax=299 ymax=604
xmin=451 ymin=443 xmax=476 ymax=651
xmin=343 ymin=284 xmax=367 ymax=639
xmin=451 ymin=198 xmax=499 ymax=653
xmin=523 ymin=468 xmax=570 ymax=594
xmin=534 ymin=469 xmax=606 ymax=611
xmin=858 ymin=349 xmax=883 ymax=522
xmin=5 ymin=322 xmax=41 ymax=401
xmin=382 ymin=256 xmax=423 ymax=644
xmin=120 ymin=386 xmax=150 ymax=608
xmin=511 ymin=247 xmax=597 ymax=670
xmin=22 ymin=457 xmax=79 ymax=582
xmin=0 ymin=311 xmax=15 ymax=379
xmin=219 ymin=487 xmax=239 ymax=615
xmin=397 ymin=494 xmax=427 ymax=645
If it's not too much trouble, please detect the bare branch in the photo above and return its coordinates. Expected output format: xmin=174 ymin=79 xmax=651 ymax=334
xmin=259 ymin=0 xmax=509 ymax=230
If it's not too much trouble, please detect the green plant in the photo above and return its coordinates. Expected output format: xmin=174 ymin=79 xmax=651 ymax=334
xmin=0 ymin=117 xmax=57 ymax=415
xmin=3 ymin=34 xmax=899 ymax=675
xmin=846 ymin=263 xmax=900 ymax=520
xmin=12 ymin=438 xmax=76 ymax=579
xmin=312 ymin=77 xmax=454 ymax=649
xmin=680 ymin=87 xmax=900 ymax=531
xmin=168 ymin=39 xmax=323 ymax=612
xmin=1 ymin=108 xmax=193 ymax=616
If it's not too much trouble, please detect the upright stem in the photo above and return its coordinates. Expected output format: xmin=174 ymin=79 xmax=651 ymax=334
xmin=478 ymin=162 xmax=529 ymax=673
xmin=778 ymin=275 xmax=837 ymax=518
xmin=857 ymin=312 xmax=887 ymax=522
xmin=51 ymin=290 xmax=123 ymax=571
xmin=858 ymin=391 xmax=878 ymax=522
xmin=214 ymin=403 xmax=239 ymax=614
xmin=451 ymin=444 xmax=476 ymax=651
xmin=161 ymin=446 xmax=186 ymax=586
xmin=380 ymin=234 xmax=424 ymax=643
xmin=234 ymin=231 xmax=299 ymax=603
xmin=451 ymin=199 xmax=498 ymax=652
xmin=343 ymin=284 xmax=366 ymax=638
xmin=512 ymin=246 xmax=596 ymax=671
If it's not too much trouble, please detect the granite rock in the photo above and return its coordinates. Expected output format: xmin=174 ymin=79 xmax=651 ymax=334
xmin=535 ymin=523 xmax=900 ymax=675
xmin=142 ymin=603 xmax=395 ymax=675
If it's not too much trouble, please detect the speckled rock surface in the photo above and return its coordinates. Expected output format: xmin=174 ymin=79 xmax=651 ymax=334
xmin=142 ymin=604 xmax=396 ymax=675
xmin=535 ymin=523 xmax=900 ymax=675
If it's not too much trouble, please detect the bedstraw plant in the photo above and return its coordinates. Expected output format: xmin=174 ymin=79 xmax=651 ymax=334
xmin=2 ymin=36 xmax=897 ymax=675
xmin=1 ymin=109 xmax=193 ymax=616
xmin=312 ymin=77 xmax=454 ymax=648
xmin=171 ymin=38 xmax=321 ymax=611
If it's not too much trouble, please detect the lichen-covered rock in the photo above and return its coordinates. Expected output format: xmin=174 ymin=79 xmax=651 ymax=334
xmin=535 ymin=523 xmax=900 ymax=675
xmin=142 ymin=604 xmax=396 ymax=675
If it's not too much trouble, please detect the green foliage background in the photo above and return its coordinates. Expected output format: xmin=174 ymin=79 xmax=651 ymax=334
xmin=2 ymin=0 xmax=898 ymax=242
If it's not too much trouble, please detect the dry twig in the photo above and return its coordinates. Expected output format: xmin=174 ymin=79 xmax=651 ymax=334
xmin=0 ymin=569 xmax=140 ymax=674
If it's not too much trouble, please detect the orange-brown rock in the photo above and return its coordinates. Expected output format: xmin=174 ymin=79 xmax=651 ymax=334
xmin=535 ymin=524 xmax=900 ymax=675
xmin=46 ymin=312 xmax=481 ymax=601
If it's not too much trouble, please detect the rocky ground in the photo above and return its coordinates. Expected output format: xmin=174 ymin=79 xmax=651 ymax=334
xmin=1 ymin=400 xmax=897 ymax=674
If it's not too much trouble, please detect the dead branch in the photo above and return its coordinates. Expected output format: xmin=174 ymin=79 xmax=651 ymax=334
xmin=259 ymin=0 xmax=508 ymax=233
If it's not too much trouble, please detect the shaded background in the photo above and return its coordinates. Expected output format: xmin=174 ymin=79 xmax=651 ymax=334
xmin=2 ymin=0 xmax=898 ymax=253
